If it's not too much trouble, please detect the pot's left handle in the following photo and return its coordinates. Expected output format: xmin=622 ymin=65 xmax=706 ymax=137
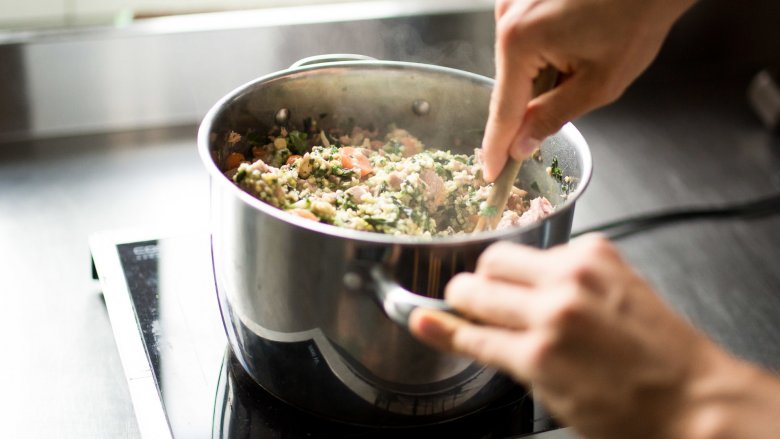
xmin=345 ymin=266 xmax=459 ymax=329
xmin=290 ymin=54 xmax=377 ymax=69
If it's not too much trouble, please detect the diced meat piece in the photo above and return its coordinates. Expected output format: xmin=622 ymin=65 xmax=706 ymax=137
xmin=311 ymin=200 xmax=336 ymax=219
xmin=226 ymin=131 xmax=242 ymax=144
xmin=345 ymin=185 xmax=369 ymax=203
xmin=250 ymin=160 xmax=270 ymax=173
xmin=287 ymin=208 xmax=319 ymax=221
xmin=387 ymin=128 xmax=409 ymax=138
xmin=475 ymin=185 xmax=491 ymax=200
xmin=420 ymin=168 xmax=446 ymax=210
xmin=388 ymin=171 xmax=405 ymax=189
xmin=497 ymin=197 xmax=554 ymax=229
xmin=453 ymin=173 xmax=474 ymax=185
xmin=515 ymin=197 xmax=554 ymax=228
xmin=297 ymin=154 xmax=312 ymax=178
xmin=321 ymin=192 xmax=338 ymax=203
xmin=496 ymin=211 xmax=520 ymax=230
xmin=349 ymin=127 xmax=365 ymax=146
xmin=506 ymin=186 xmax=529 ymax=211
xmin=319 ymin=131 xmax=331 ymax=147
xmin=388 ymin=128 xmax=424 ymax=157
xmin=400 ymin=137 xmax=423 ymax=157
xmin=474 ymin=148 xmax=484 ymax=168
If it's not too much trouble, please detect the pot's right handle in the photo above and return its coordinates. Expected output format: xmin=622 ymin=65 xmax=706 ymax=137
xmin=347 ymin=266 xmax=460 ymax=330
xmin=290 ymin=54 xmax=377 ymax=69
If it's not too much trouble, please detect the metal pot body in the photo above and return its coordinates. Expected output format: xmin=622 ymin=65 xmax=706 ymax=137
xmin=199 ymin=59 xmax=592 ymax=425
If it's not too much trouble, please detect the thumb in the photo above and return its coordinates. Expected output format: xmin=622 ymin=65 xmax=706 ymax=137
xmin=509 ymin=70 xmax=616 ymax=161
xmin=481 ymin=56 xmax=538 ymax=182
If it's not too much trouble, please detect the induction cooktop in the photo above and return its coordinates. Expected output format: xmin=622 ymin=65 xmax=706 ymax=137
xmin=90 ymin=229 xmax=578 ymax=439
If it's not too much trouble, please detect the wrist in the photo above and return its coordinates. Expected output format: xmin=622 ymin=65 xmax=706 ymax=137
xmin=677 ymin=342 xmax=780 ymax=439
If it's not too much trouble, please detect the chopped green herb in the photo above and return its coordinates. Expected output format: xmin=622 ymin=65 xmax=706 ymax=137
xmin=480 ymin=204 xmax=498 ymax=217
xmin=246 ymin=132 xmax=261 ymax=144
xmin=549 ymin=157 xmax=563 ymax=182
xmin=287 ymin=130 xmax=309 ymax=154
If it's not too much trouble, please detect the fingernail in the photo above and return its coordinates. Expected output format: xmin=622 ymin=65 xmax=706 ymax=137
xmin=511 ymin=137 xmax=541 ymax=159
xmin=417 ymin=315 xmax=449 ymax=339
xmin=483 ymin=167 xmax=496 ymax=182
xmin=409 ymin=309 xmax=457 ymax=348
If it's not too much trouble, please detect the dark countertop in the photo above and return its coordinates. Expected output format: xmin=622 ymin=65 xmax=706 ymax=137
xmin=575 ymin=79 xmax=780 ymax=370
xmin=1 ymin=4 xmax=779 ymax=438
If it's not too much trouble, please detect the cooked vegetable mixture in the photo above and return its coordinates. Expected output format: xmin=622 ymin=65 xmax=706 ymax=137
xmin=224 ymin=124 xmax=553 ymax=236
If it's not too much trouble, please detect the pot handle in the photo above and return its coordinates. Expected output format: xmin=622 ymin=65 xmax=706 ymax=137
xmin=290 ymin=54 xmax=377 ymax=69
xmin=346 ymin=266 xmax=459 ymax=329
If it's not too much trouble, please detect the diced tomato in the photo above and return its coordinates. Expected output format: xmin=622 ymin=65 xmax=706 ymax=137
xmin=225 ymin=152 xmax=245 ymax=170
xmin=287 ymin=208 xmax=319 ymax=221
xmin=286 ymin=154 xmax=302 ymax=166
xmin=340 ymin=147 xmax=373 ymax=177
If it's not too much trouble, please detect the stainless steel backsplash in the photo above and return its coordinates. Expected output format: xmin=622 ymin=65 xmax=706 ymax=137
xmin=0 ymin=0 xmax=777 ymax=145
xmin=0 ymin=2 xmax=495 ymax=144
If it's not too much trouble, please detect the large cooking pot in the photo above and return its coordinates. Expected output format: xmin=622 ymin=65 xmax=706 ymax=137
xmin=198 ymin=55 xmax=592 ymax=426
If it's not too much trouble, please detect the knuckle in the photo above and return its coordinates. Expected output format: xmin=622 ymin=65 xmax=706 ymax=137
xmin=445 ymin=273 xmax=475 ymax=302
xmin=495 ymin=0 xmax=513 ymax=19
xmin=558 ymin=257 xmax=608 ymax=298
xmin=567 ymin=263 xmax=593 ymax=285
xmin=495 ymin=15 xmax=520 ymax=50
xmin=476 ymin=241 xmax=515 ymax=273
xmin=524 ymin=102 xmax=566 ymax=138
xmin=476 ymin=246 xmax=501 ymax=271
xmin=495 ymin=10 xmax=540 ymax=50
xmin=576 ymin=233 xmax=618 ymax=260
xmin=525 ymin=332 xmax=558 ymax=371
xmin=546 ymin=292 xmax=587 ymax=328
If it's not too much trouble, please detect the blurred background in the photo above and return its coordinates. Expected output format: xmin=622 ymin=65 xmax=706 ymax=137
xmin=0 ymin=1 xmax=779 ymax=438
xmin=0 ymin=0 xmax=375 ymax=29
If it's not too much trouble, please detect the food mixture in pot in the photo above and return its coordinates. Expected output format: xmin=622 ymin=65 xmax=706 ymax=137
xmin=224 ymin=122 xmax=554 ymax=237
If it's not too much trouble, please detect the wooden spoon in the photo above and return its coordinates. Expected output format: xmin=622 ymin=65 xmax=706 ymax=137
xmin=474 ymin=66 xmax=559 ymax=232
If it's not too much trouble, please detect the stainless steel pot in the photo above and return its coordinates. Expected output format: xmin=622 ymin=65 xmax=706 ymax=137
xmin=198 ymin=55 xmax=592 ymax=426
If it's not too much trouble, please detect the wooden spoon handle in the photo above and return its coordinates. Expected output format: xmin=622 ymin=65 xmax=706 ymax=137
xmin=474 ymin=66 xmax=559 ymax=232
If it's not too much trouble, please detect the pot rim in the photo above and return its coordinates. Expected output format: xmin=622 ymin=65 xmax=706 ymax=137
xmin=197 ymin=59 xmax=593 ymax=246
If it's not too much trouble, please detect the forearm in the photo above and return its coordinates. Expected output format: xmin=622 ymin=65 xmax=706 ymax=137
xmin=680 ymin=346 xmax=780 ymax=439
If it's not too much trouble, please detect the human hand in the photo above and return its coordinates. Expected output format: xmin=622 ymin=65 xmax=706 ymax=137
xmin=409 ymin=234 xmax=778 ymax=439
xmin=481 ymin=0 xmax=696 ymax=181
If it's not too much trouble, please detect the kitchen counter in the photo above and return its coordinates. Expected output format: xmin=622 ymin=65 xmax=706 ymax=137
xmin=1 ymin=3 xmax=780 ymax=438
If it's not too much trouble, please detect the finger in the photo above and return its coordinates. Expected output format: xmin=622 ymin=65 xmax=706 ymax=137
xmin=481 ymin=13 xmax=544 ymax=181
xmin=494 ymin=0 xmax=512 ymax=20
xmin=445 ymin=273 xmax=536 ymax=329
xmin=451 ymin=323 xmax=539 ymax=383
xmin=510 ymin=69 xmax=621 ymax=160
xmin=409 ymin=308 xmax=534 ymax=383
xmin=481 ymin=62 xmax=534 ymax=182
xmin=475 ymin=241 xmax=555 ymax=285
xmin=409 ymin=308 xmax=471 ymax=352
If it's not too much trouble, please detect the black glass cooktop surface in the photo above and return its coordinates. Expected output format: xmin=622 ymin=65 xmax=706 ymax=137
xmin=90 ymin=230 xmax=576 ymax=439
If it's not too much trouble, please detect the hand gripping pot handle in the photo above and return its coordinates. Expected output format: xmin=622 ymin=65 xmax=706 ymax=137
xmin=290 ymin=53 xmax=378 ymax=69
xmin=344 ymin=266 xmax=459 ymax=330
